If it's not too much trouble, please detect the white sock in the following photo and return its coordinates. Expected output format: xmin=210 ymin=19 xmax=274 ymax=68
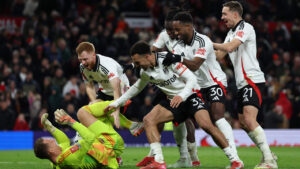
xmin=248 ymin=126 xmax=273 ymax=160
xmin=215 ymin=118 xmax=237 ymax=155
xmin=223 ymin=146 xmax=239 ymax=162
xmin=150 ymin=142 xmax=164 ymax=163
xmin=187 ymin=141 xmax=199 ymax=162
xmin=173 ymin=123 xmax=189 ymax=160
xmin=147 ymin=149 xmax=154 ymax=157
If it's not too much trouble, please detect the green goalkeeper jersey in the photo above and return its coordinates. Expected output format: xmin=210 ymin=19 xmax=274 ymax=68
xmin=52 ymin=121 xmax=121 ymax=169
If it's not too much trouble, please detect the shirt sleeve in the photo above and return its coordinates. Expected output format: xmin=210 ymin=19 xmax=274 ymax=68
xmin=171 ymin=63 xmax=197 ymax=101
xmin=72 ymin=122 xmax=96 ymax=150
xmin=153 ymin=31 xmax=166 ymax=49
xmin=100 ymin=63 xmax=120 ymax=81
xmin=233 ymin=24 xmax=252 ymax=43
xmin=110 ymin=74 xmax=149 ymax=107
xmin=194 ymin=38 xmax=212 ymax=60
xmin=51 ymin=129 xmax=70 ymax=150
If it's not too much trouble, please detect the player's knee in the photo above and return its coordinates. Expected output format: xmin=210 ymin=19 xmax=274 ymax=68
xmin=143 ymin=114 xmax=155 ymax=127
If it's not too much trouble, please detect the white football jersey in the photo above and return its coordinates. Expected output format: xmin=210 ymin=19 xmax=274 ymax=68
xmin=174 ymin=31 xmax=227 ymax=88
xmin=112 ymin=52 xmax=200 ymax=107
xmin=224 ymin=20 xmax=265 ymax=89
xmin=152 ymin=29 xmax=181 ymax=53
xmin=80 ymin=54 xmax=130 ymax=96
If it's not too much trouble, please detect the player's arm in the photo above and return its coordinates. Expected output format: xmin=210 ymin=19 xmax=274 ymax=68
xmin=109 ymin=77 xmax=122 ymax=128
xmin=182 ymin=57 xmax=205 ymax=72
xmin=55 ymin=109 xmax=96 ymax=148
xmin=152 ymin=31 xmax=167 ymax=52
xmin=41 ymin=113 xmax=70 ymax=149
xmin=85 ymin=81 xmax=97 ymax=101
xmin=170 ymin=63 xmax=197 ymax=108
xmin=215 ymin=49 xmax=228 ymax=60
xmin=213 ymin=38 xmax=242 ymax=53
xmin=151 ymin=45 xmax=164 ymax=52
xmin=105 ymin=77 xmax=149 ymax=111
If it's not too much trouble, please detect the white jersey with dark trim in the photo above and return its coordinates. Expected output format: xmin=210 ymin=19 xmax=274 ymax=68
xmin=80 ymin=54 xmax=130 ymax=96
xmin=174 ymin=31 xmax=227 ymax=88
xmin=152 ymin=29 xmax=180 ymax=52
xmin=224 ymin=20 xmax=265 ymax=89
xmin=139 ymin=52 xmax=200 ymax=100
xmin=111 ymin=52 xmax=200 ymax=107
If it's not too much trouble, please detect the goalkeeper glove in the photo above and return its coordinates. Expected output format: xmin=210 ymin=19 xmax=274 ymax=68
xmin=41 ymin=113 xmax=56 ymax=133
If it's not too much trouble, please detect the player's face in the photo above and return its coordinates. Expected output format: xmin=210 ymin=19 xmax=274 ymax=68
xmin=78 ymin=51 xmax=95 ymax=70
xmin=43 ymin=138 xmax=61 ymax=153
xmin=165 ymin=21 xmax=176 ymax=40
xmin=173 ymin=21 xmax=189 ymax=43
xmin=221 ymin=7 xmax=235 ymax=28
xmin=131 ymin=54 xmax=152 ymax=69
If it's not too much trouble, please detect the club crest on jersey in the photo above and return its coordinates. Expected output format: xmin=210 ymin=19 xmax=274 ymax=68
xmin=89 ymin=75 xmax=94 ymax=79
xmin=180 ymin=52 xmax=185 ymax=57
xmin=163 ymin=67 xmax=169 ymax=73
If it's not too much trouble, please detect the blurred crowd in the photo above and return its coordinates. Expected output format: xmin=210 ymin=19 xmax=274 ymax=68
xmin=0 ymin=0 xmax=300 ymax=131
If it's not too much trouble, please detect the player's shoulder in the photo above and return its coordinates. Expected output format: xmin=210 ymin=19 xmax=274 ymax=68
xmin=192 ymin=31 xmax=208 ymax=48
xmin=238 ymin=20 xmax=254 ymax=31
xmin=157 ymin=29 xmax=169 ymax=38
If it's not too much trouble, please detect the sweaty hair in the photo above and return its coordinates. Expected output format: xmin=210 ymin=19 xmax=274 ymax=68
xmin=173 ymin=11 xmax=193 ymax=24
xmin=130 ymin=41 xmax=151 ymax=56
xmin=34 ymin=138 xmax=49 ymax=159
xmin=223 ymin=1 xmax=243 ymax=17
xmin=165 ymin=7 xmax=182 ymax=22
xmin=76 ymin=42 xmax=95 ymax=55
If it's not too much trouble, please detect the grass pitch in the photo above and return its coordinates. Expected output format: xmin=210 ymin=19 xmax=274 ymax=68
xmin=0 ymin=147 xmax=299 ymax=169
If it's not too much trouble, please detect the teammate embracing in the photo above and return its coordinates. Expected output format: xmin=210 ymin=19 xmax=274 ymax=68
xmin=162 ymin=11 xmax=243 ymax=169
xmin=213 ymin=1 xmax=278 ymax=169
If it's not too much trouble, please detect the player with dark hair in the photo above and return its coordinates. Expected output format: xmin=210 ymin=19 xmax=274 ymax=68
xmin=149 ymin=7 xmax=200 ymax=168
xmin=213 ymin=1 xmax=278 ymax=168
xmin=106 ymin=41 xmax=243 ymax=169
xmin=162 ymin=11 xmax=243 ymax=169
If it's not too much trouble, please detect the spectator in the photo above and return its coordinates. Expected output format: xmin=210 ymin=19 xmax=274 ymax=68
xmin=264 ymin=105 xmax=284 ymax=128
xmin=62 ymin=76 xmax=79 ymax=98
xmin=275 ymin=91 xmax=293 ymax=128
xmin=13 ymin=113 xmax=30 ymax=131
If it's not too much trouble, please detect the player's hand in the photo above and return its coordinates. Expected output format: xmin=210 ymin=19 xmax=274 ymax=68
xmin=41 ymin=113 xmax=56 ymax=133
xmin=122 ymin=63 xmax=134 ymax=73
xmin=162 ymin=52 xmax=182 ymax=66
xmin=104 ymin=101 xmax=119 ymax=113
xmin=110 ymin=108 xmax=120 ymax=129
xmin=54 ymin=109 xmax=75 ymax=126
xmin=170 ymin=96 xmax=183 ymax=108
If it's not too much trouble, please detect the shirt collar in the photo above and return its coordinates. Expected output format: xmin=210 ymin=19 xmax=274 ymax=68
xmin=93 ymin=54 xmax=99 ymax=71
xmin=188 ymin=30 xmax=196 ymax=46
xmin=231 ymin=20 xmax=244 ymax=32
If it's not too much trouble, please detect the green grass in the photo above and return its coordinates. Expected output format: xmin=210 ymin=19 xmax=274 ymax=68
xmin=0 ymin=147 xmax=299 ymax=169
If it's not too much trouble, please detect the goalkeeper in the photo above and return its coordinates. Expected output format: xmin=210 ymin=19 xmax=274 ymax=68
xmin=34 ymin=101 xmax=128 ymax=169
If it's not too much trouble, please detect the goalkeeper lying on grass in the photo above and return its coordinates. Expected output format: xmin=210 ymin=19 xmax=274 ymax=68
xmin=34 ymin=101 xmax=142 ymax=169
